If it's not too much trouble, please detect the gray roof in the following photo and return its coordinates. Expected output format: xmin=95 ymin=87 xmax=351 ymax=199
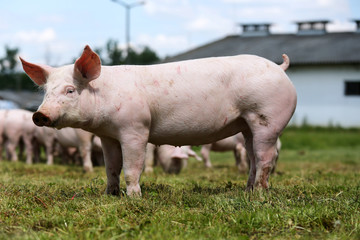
xmin=164 ymin=32 xmax=360 ymax=65
xmin=0 ymin=90 xmax=43 ymax=111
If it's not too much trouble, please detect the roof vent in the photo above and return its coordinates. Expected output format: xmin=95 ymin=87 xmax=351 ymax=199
xmin=354 ymin=20 xmax=360 ymax=33
xmin=296 ymin=20 xmax=330 ymax=35
xmin=239 ymin=23 xmax=271 ymax=37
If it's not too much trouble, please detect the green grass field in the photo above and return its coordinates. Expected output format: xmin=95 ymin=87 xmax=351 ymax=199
xmin=0 ymin=127 xmax=360 ymax=239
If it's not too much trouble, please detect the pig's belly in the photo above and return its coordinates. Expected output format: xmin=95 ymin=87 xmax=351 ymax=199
xmin=148 ymin=116 xmax=247 ymax=146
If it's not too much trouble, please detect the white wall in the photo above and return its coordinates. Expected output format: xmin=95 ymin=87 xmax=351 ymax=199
xmin=287 ymin=64 xmax=360 ymax=127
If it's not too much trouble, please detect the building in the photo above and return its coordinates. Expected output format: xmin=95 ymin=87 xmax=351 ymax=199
xmin=164 ymin=20 xmax=360 ymax=127
xmin=0 ymin=90 xmax=43 ymax=111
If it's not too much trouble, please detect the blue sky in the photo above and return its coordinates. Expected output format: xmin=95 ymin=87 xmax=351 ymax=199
xmin=1 ymin=0 xmax=359 ymax=66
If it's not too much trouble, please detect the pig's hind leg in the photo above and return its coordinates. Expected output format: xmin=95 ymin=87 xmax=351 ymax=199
xmin=252 ymin=132 xmax=278 ymax=189
xmin=242 ymin=113 xmax=281 ymax=190
xmin=101 ymin=137 xmax=123 ymax=196
xmin=242 ymin=129 xmax=256 ymax=190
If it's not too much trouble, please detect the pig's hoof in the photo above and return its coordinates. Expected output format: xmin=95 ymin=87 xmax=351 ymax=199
xmin=126 ymin=186 xmax=142 ymax=198
xmin=106 ymin=187 xmax=120 ymax=196
xmin=205 ymin=163 xmax=212 ymax=168
xmin=127 ymin=191 xmax=142 ymax=198
xmin=144 ymin=167 xmax=154 ymax=174
xmin=83 ymin=166 xmax=94 ymax=173
xmin=246 ymin=185 xmax=254 ymax=192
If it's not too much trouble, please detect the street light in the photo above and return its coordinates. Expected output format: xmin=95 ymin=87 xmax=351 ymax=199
xmin=111 ymin=0 xmax=145 ymax=61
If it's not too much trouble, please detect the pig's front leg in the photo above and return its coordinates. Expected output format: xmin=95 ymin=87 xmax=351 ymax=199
xmin=101 ymin=136 xmax=123 ymax=195
xmin=120 ymin=129 xmax=149 ymax=197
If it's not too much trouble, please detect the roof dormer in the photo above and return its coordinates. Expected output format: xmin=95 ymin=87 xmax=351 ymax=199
xmin=354 ymin=20 xmax=360 ymax=33
xmin=239 ymin=23 xmax=272 ymax=37
xmin=296 ymin=20 xmax=330 ymax=35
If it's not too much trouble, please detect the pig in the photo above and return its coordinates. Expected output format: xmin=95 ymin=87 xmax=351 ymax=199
xmin=201 ymin=133 xmax=282 ymax=174
xmin=201 ymin=133 xmax=248 ymax=173
xmin=33 ymin=127 xmax=95 ymax=171
xmin=91 ymin=135 xmax=105 ymax=166
xmin=144 ymin=143 xmax=201 ymax=174
xmin=174 ymin=145 xmax=202 ymax=169
xmin=1 ymin=109 xmax=37 ymax=164
xmin=53 ymin=127 xmax=94 ymax=172
xmin=33 ymin=126 xmax=57 ymax=165
xmin=144 ymin=143 xmax=156 ymax=173
xmin=20 ymin=45 xmax=297 ymax=196
xmin=0 ymin=110 xmax=7 ymax=161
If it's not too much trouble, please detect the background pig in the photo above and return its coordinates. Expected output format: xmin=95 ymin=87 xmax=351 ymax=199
xmin=144 ymin=143 xmax=156 ymax=173
xmin=20 ymin=45 xmax=296 ymax=196
xmin=53 ymin=128 xmax=94 ymax=172
xmin=91 ymin=136 xmax=105 ymax=166
xmin=0 ymin=110 xmax=7 ymax=161
xmin=145 ymin=144 xmax=201 ymax=174
xmin=1 ymin=109 xmax=36 ymax=164
xmin=201 ymin=133 xmax=248 ymax=173
xmin=201 ymin=132 xmax=282 ymax=174
xmin=33 ymin=126 xmax=57 ymax=165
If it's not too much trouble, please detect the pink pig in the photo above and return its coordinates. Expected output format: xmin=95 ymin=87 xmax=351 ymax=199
xmin=54 ymin=127 xmax=94 ymax=172
xmin=0 ymin=109 xmax=36 ymax=164
xmin=20 ymin=45 xmax=296 ymax=196
xmin=201 ymin=132 xmax=282 ymax=174
xmin=201 ymin=133 xmax=248 ymax=173
xmin=144 ymin=144 xmax=202 ymax=174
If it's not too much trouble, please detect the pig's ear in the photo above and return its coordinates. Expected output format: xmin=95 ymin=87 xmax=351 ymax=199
xmin=19 ymin=57 xmax=51 ymax=86
xmin=74 ymin=45 xmax=101 ymax=82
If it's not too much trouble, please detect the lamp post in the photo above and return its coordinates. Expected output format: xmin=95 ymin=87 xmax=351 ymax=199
xmin=111 ymin=0 xmax=145 ymax=61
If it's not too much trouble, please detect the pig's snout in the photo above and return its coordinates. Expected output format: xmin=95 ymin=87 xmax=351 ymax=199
xmin=33 ymin=112 xmax=52 ymax=127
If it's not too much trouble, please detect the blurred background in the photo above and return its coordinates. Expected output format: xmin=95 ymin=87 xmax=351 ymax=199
xmin=0 ymin=0 xmax=360 ymax=126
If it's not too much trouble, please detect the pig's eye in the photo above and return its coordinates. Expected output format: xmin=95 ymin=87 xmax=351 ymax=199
xmin=65 ymin=87 xmax=75 ymax=95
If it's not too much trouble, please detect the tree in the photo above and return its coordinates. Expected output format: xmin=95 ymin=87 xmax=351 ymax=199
xmin=0 ymin=46 xmax=19 ymax=74
xmin=105 ymin=39 xmax=124 ymax=65
xmin=125 ymin=46 xmax=160 ymax=65
xmin=0 ymin=45 xmax=38 ymax=91
xmin=137 ymin=46 xmax=160 ymax=65
xmin=99 ymin=39 xmax=160 ymax=66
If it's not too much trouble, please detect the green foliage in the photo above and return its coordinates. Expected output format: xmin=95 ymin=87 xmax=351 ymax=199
xmin=105 ymin=39 xmax=124 ymax=66
xmin=0 ymin=45 xmax=36 ymax=91
xmin=99 ymin=39 xmax=160 ymax=66
xmin=281 ymin=126 xmax=360 ymax=150
xmin=0 ymin=128 xmax=360 ymax=239
xmin=0 ymin=73 xmax=37 ymax=91
xmin=0 ymin=46 xmax=19 ymax=74
xmin=126 ymin=46 xmax=160 ymax=65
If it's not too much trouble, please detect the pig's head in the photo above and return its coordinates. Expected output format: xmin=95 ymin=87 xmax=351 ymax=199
xmin=167 ymin=147 xmax=189 ymax=174
xmin=20 ymin=45 xmax=101 ymax=129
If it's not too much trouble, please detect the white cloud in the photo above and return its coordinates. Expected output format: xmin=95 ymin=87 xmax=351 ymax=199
xmin=14 ymin=28 xmax=56 ymax=43
xmin=144 ymin=0 xmax=192 ymax=18
xmin=186 ymin=15 xmax=233 ymax=35
xmin=137 ymin=33 xmax=189 ymax=57
xmin=327 ymin=20 xmax=357 ymax=32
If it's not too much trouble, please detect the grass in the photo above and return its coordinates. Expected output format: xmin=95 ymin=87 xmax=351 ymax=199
xmin=0 ymin=127 xmax=360 ymax=239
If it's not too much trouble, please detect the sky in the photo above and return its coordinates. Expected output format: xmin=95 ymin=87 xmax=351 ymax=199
xmin=1 ymin=0 xmax=359 ymax=66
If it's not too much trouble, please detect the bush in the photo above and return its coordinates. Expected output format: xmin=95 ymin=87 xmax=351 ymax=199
xmin=0 ymin=73 xmax=37 ymax=91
